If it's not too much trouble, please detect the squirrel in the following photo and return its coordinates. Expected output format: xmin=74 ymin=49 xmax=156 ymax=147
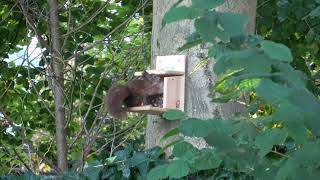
xmin=106 ymin=71 xmax=163 ymax=118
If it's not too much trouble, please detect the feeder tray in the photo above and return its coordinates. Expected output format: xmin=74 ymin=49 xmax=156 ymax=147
xmin=126 ymin=55 xmax=186 ymax=114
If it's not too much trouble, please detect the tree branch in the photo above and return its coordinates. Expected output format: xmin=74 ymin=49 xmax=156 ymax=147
xmin=48 ymin=0 xmax=68 ymax=171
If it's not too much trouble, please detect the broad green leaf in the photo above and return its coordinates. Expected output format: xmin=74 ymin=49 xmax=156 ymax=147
xmin=162 ymin=110 xmax=185 ymax=121
xmin=114 ymin=149 xmax=130 ymax=161
xmin=214 ymin=49 xmax=273 ymax=75
xmin=208 ymin=44 xmax=225 ymax=58
xmin=173 ymin=141 xmax=198 ymax=158
xmin=272 ymin=102 xmax=303 ymax=123
xmin=195 ymin=12 xmax=230 ymax=43
xmin=161 ymin=139 xmax=183 ymax=153
xmin=162 ymin=6 xmax=201 ymax=27
xmin=166 ymin=159 xmax=190 ymax=178
xmin=284 ymin=122 xmax=308 ymax=145
xmin=180 ymin=118 xmax=211 ymax=137
xmin=192 ymin=0 xmax=225 ymax=10
xmin=178 ymin=39 xmax=202 ymax=52
xmin=130 ymin=152 xmax=147 ymax=167
xmin=217 ymin=12 xmax=249 ymax=37
xmin=211 ymin=92 xmax=240 ymax=103
xmin=292 ymin=141 xmax=320 ymax=167
xmin=261 ymin=40 xmax=293 ymax=62
xmin=255 ymin=128 xmax=287 ymax=157
xmin=207 ymin=119 xmax=236 ymax=135
xmin=63 ymin=171 xmax=87 ymax=180
xmin=160 ymin=128 xmax=180 ymax=141
xmin=276 ymin=141 xmax=320 ymax=180
xmin=147 ymin=164 xmax=168 ymax=180
xmin=214 ymin=69 xmax=244 ymax=93
xmin=256 ymin=79 xmax=290 ymax=103
xmin=204 ymin=131 xmax=237 ymax=151
xmin=307 ymin=6 xmax=320 ymax=18
xmin=192 ymin=149 xmax=222 ymax=170
xmin=83 ymin=161 xmax=103 ymax=180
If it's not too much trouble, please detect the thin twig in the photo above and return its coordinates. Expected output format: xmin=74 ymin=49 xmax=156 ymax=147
xmin=66 ymin=0 xmax=150 ymax=61
xmin=62 ymin=0 xmax=112 ymax=37
xmin=12 ymin=148 xmax=34 ymax=173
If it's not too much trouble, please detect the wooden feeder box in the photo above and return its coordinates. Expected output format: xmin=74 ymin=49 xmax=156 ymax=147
xmin=125 ymin=55 xmax=186 ymax=114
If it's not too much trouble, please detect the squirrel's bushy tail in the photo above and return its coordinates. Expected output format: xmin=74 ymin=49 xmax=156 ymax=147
xmin=106 ymin=84 xmax=131 ymax=118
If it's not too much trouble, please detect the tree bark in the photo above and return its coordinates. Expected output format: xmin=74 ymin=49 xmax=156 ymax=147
xmin=146 ymin=0 xmax=257 ymax=149
xmin=48 ymin=0 xmax=68 ymax=171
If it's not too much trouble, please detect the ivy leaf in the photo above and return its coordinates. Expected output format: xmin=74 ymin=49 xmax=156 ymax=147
xmin=255 ymin=128 xmax=287 ymax=157
xmin=147 ymin=164 xmax=168 ymax=180
xmin=162 ymin=6 xmax=201 ymax=27
xmin=192 ymin=149 xmax=222 ymax=170
xmin=162 ymin=110 xmax=185 ymax=121
xmin=166 ymin=159 xmax=190 ymax=178
xmin=180 ymin=118 xmax=211 ymax=137
xmin=192 ymin=0 xmax=225 ymax=10
xmin=261 ymin=40 xmax=293 ymax=62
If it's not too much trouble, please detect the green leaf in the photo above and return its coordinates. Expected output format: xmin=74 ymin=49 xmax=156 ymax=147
xmin=162 ymin=109 xmax=185 ymax=120
xmin=204 ymin=131 xmax=237 ymax=151
xmin=207 ymin=119 xmax=236 ymax=135
xmin=208 ymin=44 xmax=224 ymax=58
xmin=166 ymin=159 xmax=190 ymax=178
xmin=130 ymin=152 xmax=147 ymax=167
xmin=195 ymin=12 xmax=230 ymax=43
xmin=160 ymin=128 xmax=180 ymax=141
xmin=214 ymin=49 xmax=273 ymax=75
xmin=180 ymin=118 xmax=211 ymax=137
xmin=256 ymin=79 xmax=290 ymax=103
xmin=284 ymin=122 xmax=308 ymax=145
xmin=261 ymin=40 xmax=293 ymax=62
xmin=83 ymin=161 xmax=103 ymax=180
xmin=192 ymin=0 xmax=225 ymax=10
xmin=147 ymin=164 xmax=168 ymax=180
xmin=211 ymin=92 xmax=241 ymax=103
xmin=217 ymin=12 xmax=249 ymax=37
xmin=276 ymin=141 xmax=320 ymax=180
xmin=172 ymin=141 xmax=198 ymax=158
xmin=292 ymin=141 xmax=320 ymax=167
xmin=162 ymin=6 xmax=201 ymax=27
xmin=178 ymin=39 xmax=202 ymax=52
xmin=192 ymin=149 xmax=222 ymax=170
xmin=306 ymin=6 xmax=320 ymax=18
xmin=161 ymin=139 xmax=183 ymax=153
xmin=255 ymin=128 xmax=287 ymax=157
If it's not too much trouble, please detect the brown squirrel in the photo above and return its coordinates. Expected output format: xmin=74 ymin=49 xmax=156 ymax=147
xmin=106 ymin=71 xmax=163 ymax=118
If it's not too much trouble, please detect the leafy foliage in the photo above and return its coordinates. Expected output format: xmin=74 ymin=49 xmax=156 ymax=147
xmin=148 ymin=0 xmax=320 ymax=179
xmin=0 ymin=0 xmax=151 ymax=176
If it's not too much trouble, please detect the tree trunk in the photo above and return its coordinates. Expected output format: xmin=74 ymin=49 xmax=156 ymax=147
xmin=48 ymin=0 xmax=68 ymax=171
xmin=146 ymin=0 xmax=257 ymax=149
